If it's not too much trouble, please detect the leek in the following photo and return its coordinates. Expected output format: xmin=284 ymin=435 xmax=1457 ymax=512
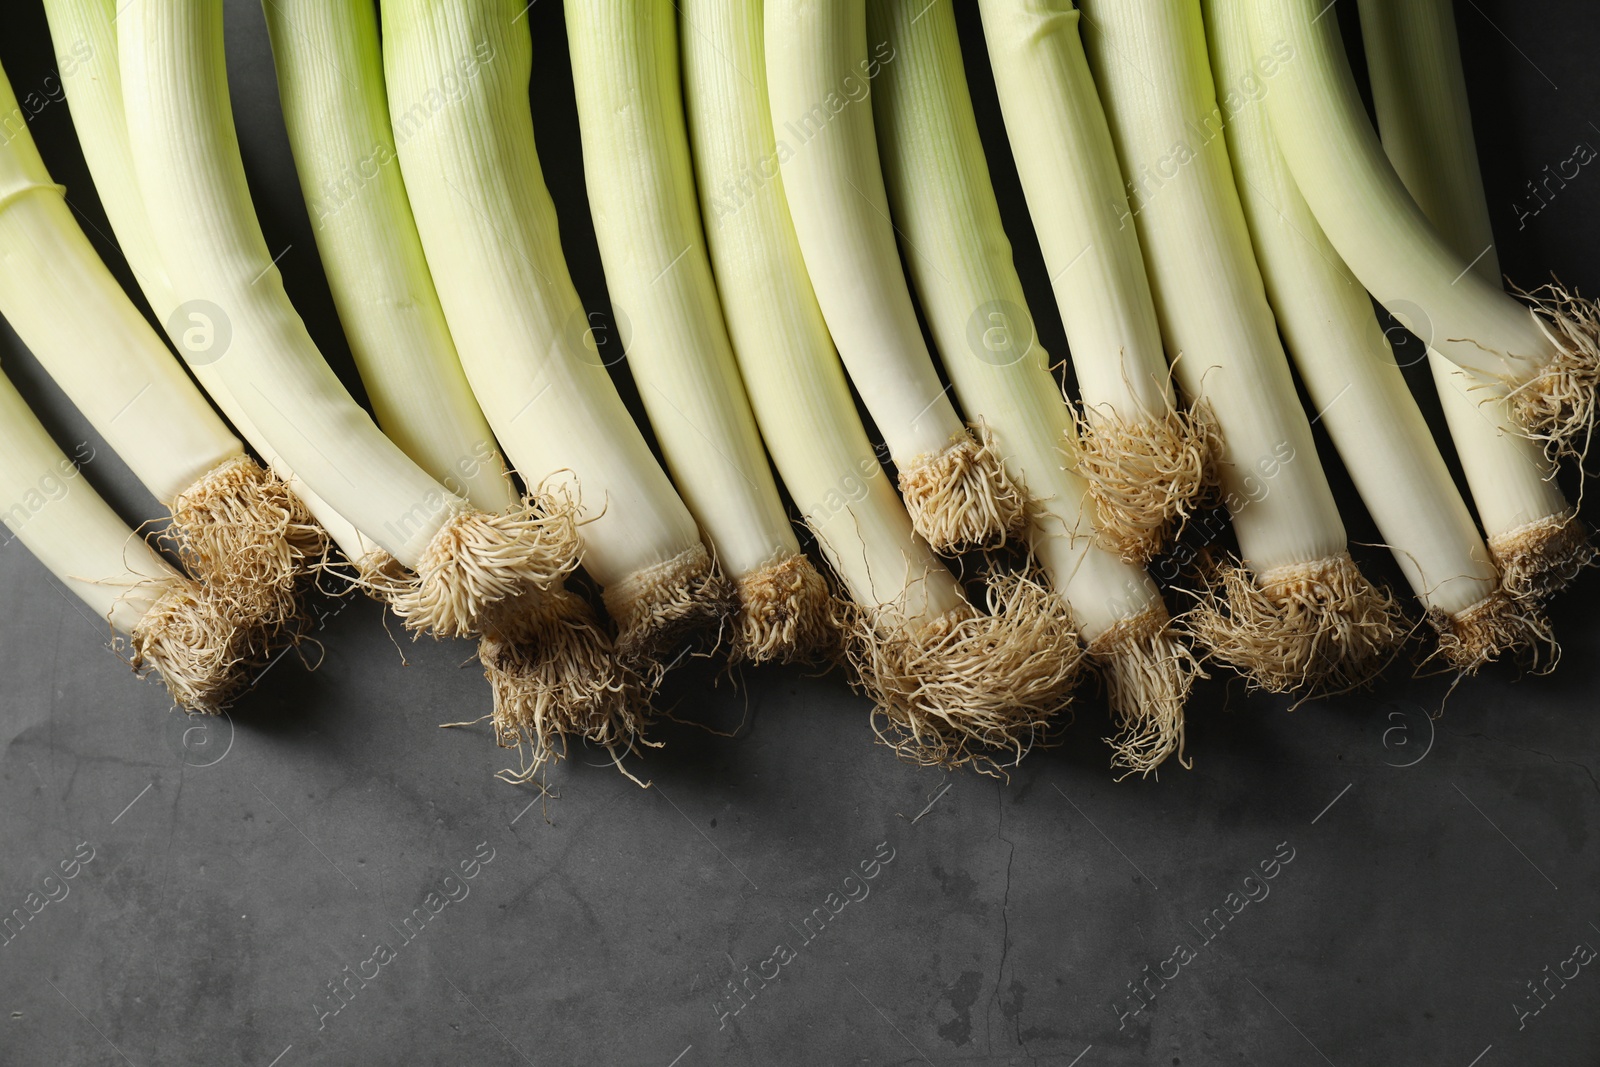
xmin=682 ymin=0 xmax=1083 ymax=771
xmin=45 ymin=0 xmax=384 ymax=593
xmin=1078 ymin=0 xmax=1403 ymax=693
xmin=261 ymin=0 xmax=629 ymax=772
xmin=383 ymin=0 xmax=732 ymax=768
xmin=763 ymin=0 xmax=1027 ymax=555
xmin=261 ymin=0 xmax=516 ymax=516
xmin=32 ymin=0 xmax=338 ymax=630
xmin=1355 ymin=0 xmax=1591 ymax=600
xmin=1250 ymin=0 xmax=1600 ymax=456
xmin=1203 ymin=0 xmax=1549 ymax=670
xmin=873 ymin=0 xmax=1196 ymax=772
xmin=0 ymin=363 xmax=246 ymax=711
xmin=976 ymin=0 xmax=1218 ymax=564
xmin=118 ymin=0 xmax=579 ymax=640
xmin=564 ymin=0 xmax=832 ymax=664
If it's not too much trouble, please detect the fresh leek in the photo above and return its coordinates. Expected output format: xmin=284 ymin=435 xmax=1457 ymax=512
xmin=683 ymin=0 xmax=1084 ymax=771
xmin=0 ymin=363 xmax=247 ymax=711
xmin=118 ymin=0 xmax=580 ymax=640
xmin=33 ymin=0 xmax=338 ymax=629
xmin=1203 ymin=0 xmax=1549 ymax=670
xmin=262 ymin=0 xmax=631 ymax=773
xmin=564 ymin=0 xmax=832 ymax=664
xmin=382 ymin=0 xmax=733 ymax=770
xmin=1250 ymin=0 xmax=1600 ymax=457
xmin=872 ymin=0 xmax=1196 ymax=772
xmin=764 ymin=0 xmax=1027 ymax=555
xmin=1354 ymin=0 xmax=1591 ymax=600
xmin=976 ymin=0 xmax=1218 ymax=564
xmin=1078 ymin=0 xmax=1403 ymax=693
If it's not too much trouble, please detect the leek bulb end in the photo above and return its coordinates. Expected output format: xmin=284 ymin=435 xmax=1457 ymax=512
xmin=843 ymin=572 xmax=1084 ymax=776
xmin=898 ymin=427 xmax=1028 ymax=555
xmin=1075 ymin=401 xmax=1222 ymax=565
xmin=1183 ymin=552 xmax=1406 ymax=695
xmin=732 ymin=552 xmax=838 ymax=667
xmin=1092 ymin=606 xmax=1201 ymax=778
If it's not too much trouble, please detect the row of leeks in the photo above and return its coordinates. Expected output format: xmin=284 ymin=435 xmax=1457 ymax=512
xmin=0 ymin=0 xmax=1589 ymax=781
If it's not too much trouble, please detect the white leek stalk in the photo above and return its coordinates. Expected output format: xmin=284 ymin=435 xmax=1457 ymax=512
xmin=1250 ymin=0 xmax=1600 ymax=456
xmin=0 ymin=363 xmax=246 ymax=711
xmin=262 ymin=0 xmax=627 ymax=772
xmin=33 ymin=0 xmax=338 ymax=629
xmin=871 ymin=0 xmax=1195 ymax=771
xmin=46 ymin=0 xmax=377 ymax=587
xmin=683 ymin=0 xmax=1083 ymax=771
xmin=383 ymin=0 xmax=730 ymax=771
xmin=1355 ymin=0 xmax=1589 ymax=599
xmin=262 ymin=0 xmax=515 ymax=515
xmin=118 ymin=0 xmax=579 ymax=639
xmin=764 ymin=0 xmax=1027 ymax=554
xmin=1079 ymin=0 xmax=1402 ymax=693
xmin=564 ymin=0 xmax=832 ymax=664
xmin=1204 ymin=0 xmax=1549 ymax=670
xmin=976 ymin=0 xmax=1217 ymax=563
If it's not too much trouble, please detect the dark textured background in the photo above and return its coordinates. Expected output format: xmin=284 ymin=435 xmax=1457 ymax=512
xmin=2 ymin=1 xmax=1598 ymax=1064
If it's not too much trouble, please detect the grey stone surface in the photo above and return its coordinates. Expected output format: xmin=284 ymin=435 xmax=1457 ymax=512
xmin=2 ymin=1 xmax=1598 ymax=1064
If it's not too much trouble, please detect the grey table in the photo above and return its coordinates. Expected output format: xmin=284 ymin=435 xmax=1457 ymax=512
xmin=2 ymin=2 xmax=1597 ymax=1064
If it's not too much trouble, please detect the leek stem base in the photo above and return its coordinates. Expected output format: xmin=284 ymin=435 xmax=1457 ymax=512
xmin=1075 ymin=402 xmax=1221 ymax=564
xmin=1428 ymin=591 xmax=1556 ymax=675
xmin=168 ymin=454 xmax=326 ymax=631
xmin=1184 ymin=551 xmax=1405 ymax=695
xmin=1091 ymin=605 xmax=1201 ymax=778
xmin=898 ymin=427 xmax=1027 ymax=555
xmin=841 ymin=572 xmax=1083 ymax=776
xmin=732 ymin=552 xmax=838 ymax=667
xmin=1488 ymin=509 xmax=1596 ymax=602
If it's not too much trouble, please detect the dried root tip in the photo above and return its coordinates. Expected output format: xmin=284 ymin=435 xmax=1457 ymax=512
xmin=1183 ymin=552 xmax=1406 ymax=695
xmin=603 ymin=542 xmax=735 ymax=672
xmin=731 ymin=552 xmax=838 ymax=666
xmin=1488 ymin=511 xmax=1596 ymax=602
xmin=1075 ymin=404 xmax=1221 ymax=565
xmin=128 ymin=580 xmax=251 ymax=713
xmin=479 ymin=587 xmax=647 ymax=784
xmin=1090 ymin=606 xmax=1202 ymax=778
xmin=352 ymin=549 xmax=410 ymax=598
xmin=898 ymin=427 xmax=1028 ymax=554
xmin=839 ymin=572 xmax=1084 ymax=775
xmin=1506 ymin=282 xmax=1600 ymax=460
xmin=1428 ymin=592 xmax=1557 ymax=675
xmin=387 ymin=496 xmax=582 ymax=639
xmin=168 ymin=455 xmax=326 ymax=628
